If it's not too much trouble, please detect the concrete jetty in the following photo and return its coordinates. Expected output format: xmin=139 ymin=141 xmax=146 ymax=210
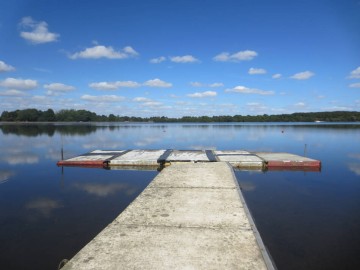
xmin=57 ymin=149 xmax=321 ymax=171
xmin=61 ymin=162 xmax=275 ymax=270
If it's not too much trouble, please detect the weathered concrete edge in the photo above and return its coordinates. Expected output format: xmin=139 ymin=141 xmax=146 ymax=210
xmin=226 ymin=162 xmax=277 ymax=270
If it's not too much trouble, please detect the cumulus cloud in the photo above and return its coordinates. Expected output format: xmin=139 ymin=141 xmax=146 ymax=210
xmin=348 ymin=67 xmax=360 ymax=79
xmin=143 ymin=78 xmax=172 ymax=88
xmin=209 ymin=82 xmax=224 ymax=88
xmin=69 ymin=45 xmax=139 ymax=59
xmin=133 ymin=97 xmax=152 ymax=102
xmin=225 ymin=85 xmax=274 ymax=95
xmin=190 ymin=82 xmax=224 ymax=88
xmin=272 ymin=73 xmax=282 ymax=79
xmin=0 ymin=89 xmax=27 ymax=96
xmin=0 ymin=61 xmax=15 ymax=72
xmin=89 ymin=81 xmax=140 ymax=90
xmin=248 ymin=68 xmax=267 ymax=75
xmin=142 ymin=101 xmax=163 ymax=107
xmin=0 ymin=78 xmax=38 ymax=89
xmin=19 ymin=17 xmax=59 ymax=44
xmin=295 ymin=102 xmax=306 ymax=107
xmin=44 ymin=83 xmax=75 ymax=92
xmin=290 ymin=71 xmax=315 ymax=80
xmin=170 ymin=55 xmax=199 ymax=63
xmin=349 ymin=82 xmax=360 ymax=88
xmin=213 ymin=50 xmax=258 ymax=62
xmin=81 ymin=94 xmax=125 ymax=102
xmin=187 ymin=91 xmax=217 ymax=98
xmin=44 ymin=83 xmax=75 ymax=96
xmin=150 ymin=56 xmax=166 ymax=63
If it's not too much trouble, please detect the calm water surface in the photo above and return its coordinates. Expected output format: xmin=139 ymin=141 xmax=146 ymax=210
xmin=0 ymin=122 xmax=359 ymax=270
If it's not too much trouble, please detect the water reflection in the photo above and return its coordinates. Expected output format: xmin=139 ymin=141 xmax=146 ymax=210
xmin=1 ymin=152 xmax=39 ymax=165
xmin=348 ymin=153 xmax=360 ymax=176
xmin=25 ymin=198 xmax=63 ymax=217
xmin=0 ymin=170 xmax=15 ymax=183
xmin=73 ymin=182 xmax=138 ymax=197
xmin=1 ymin=122 xmax=360 ymax=270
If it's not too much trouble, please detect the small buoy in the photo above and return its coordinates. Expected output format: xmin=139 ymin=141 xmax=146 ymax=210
xmin=281 ymin=130 xmax=284 ymax=133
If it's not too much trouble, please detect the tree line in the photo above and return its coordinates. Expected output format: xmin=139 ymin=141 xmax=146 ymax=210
xmin=1 ymin=108 xmax=360 ymax=122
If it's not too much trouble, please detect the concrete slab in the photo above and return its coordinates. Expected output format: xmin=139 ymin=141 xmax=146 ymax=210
xmin=255 ymin=152 xmax=316 ymax=162
xmin=116 ymin=187 xmax=251 ymax=229
xmin=57 ymin=149 xmax=320 ymax=171
xmin=61 ymin=225 xmax=266 ymax=270
xmin=91 ymin=150 xmax=126 ymax=154
xmin=255 ymin=152 xmax=321 ymax=170
xmin=213 ymin=151 xmax=264 ymax=169
xmin=148 ymin=162 xmax=236 ymax=188
xmin=166 ymin=150 xmax=209 ymax=162
xmin=66 ymin=155 xmax=113 ymax=161
xmin=109 ymin=150 xmax=166 ymax=166
xmin=61 ymin=162 xmax=274 ymax=270
xmin=214 ymin=150 xmax=251 ymax=155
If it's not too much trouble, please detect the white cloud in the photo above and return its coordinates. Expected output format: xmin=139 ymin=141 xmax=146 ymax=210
xmin=89 ymin=81 xmax=140 ymax=90
xmin=290 ymin=71 xmax=315 ymax=80
xmin=89 ymin=82 xmax=118 ymax=90
xmin=209 ymin=82 xmax=224 ymax=88
xmin=143 ymin=78 xmax=172 ymax=88
xmin=133 ymin=97 xmax=152 ymax=102
xmin=0 ymin=78 xmax=38 ymax=89
xmin=187 ymin=91 xmax=217 ymax=98
xmin=19 ymin=17 xmax=59 ymax=44
xmin=294 ymin=102 xmax=306 ymax=107
xmin=81 ymin=94 xmax=125 ymax=102
xmin=44 ymin=83 xmax=75 ymax=91
xmin=190 ymin=82 xmax=203 ymax=87
xmin=70 ymin=45 xmax=138 ymax=59
xmin=190 ymin=82 xmax=224 ymax=88
xmin=349 ymin=82 xmax=360 ymax=88
xmin=170 ymin=55 xmax=199 ymax=63
xmin=348 ymin=67 xmax=360 ymax=79
xmin=213 ymin=50 xmax=258 ymax=62
xmin=142 ymin=101 xmax=163 ymax=107
xmin=272 ymin=73 xmax=282 ymax=79
xmin=123 ymin=46 xmax=139 ymax=56
xmin=248 ymin=68 xmax=267 ymax=75
xmin=0 ymin=89 xmax=27 ymax=96
xmin=0 ymin=61 xmax=15 ymax=72
xmin=225 ymin=85 xmax=274 ymax=95
xmin=150 ymin=56 xmax=166 ymax=63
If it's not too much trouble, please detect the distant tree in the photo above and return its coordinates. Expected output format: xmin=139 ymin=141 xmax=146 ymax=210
xmin=38 ymin=109 xmax=56 ymax=121
xmin=108 ymin=114 xmax=117 ymax=122
xmin=16 ymin=109 xmax=41 ymax=122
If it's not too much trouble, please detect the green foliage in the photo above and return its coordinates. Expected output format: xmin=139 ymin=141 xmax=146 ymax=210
xmin=1 ymin=109 xmax=360 ymax=122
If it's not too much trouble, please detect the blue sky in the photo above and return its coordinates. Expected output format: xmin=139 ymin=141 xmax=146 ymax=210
xmin=0 ymin=0 xmax=359 ymax=117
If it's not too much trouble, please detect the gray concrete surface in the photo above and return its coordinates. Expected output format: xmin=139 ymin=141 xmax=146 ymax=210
xmin=165 ymin=150 xmax=210 ymax=162
xmin=61 ymin=162 xmax=274 ymax=270
xmin=58 ymin=149 xmax=320 ymax=171
xmin=214 ymin=151 xmax=264 ymax=169
xmin=110 ymin=149 xmax=166 ymax=166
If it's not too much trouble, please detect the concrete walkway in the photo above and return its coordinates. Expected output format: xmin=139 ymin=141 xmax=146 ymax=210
xmin=62 ymin=162 xmax=275 ymax=270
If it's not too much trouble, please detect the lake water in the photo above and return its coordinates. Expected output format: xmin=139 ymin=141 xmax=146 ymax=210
xmin=0 ymin=122 xmax=359 ymax=270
